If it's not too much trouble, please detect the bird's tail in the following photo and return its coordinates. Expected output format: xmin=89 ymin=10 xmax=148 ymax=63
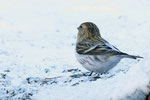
xmin=125 ymin=54 xmax=143 ymax=59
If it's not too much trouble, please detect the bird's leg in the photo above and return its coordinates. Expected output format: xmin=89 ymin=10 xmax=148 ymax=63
xmin=97 ymin=73 xmax=100 ymax=77
xmin=89 ymin=71 xmax=93 ymax=76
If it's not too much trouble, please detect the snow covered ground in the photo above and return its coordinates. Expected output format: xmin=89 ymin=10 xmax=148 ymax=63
xmin=0 ymin=0 xmax=150 ymax=100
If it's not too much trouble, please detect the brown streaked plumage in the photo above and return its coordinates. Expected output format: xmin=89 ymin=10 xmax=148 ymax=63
xmin=77 ymin=22 xmax=101 ymax=43
xmin=75 ymin=22 xmax=143 ymax=75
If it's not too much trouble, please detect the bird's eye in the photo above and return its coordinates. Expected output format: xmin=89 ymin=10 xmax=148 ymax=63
xmin=77 ymin=25 xmax=83 ymax=30
xmin=79 ymin=26 xmax=82 ymax=29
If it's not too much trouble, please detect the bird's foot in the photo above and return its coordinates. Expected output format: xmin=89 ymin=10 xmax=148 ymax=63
xmin=89 ymin=71 xmax=93 ymax=76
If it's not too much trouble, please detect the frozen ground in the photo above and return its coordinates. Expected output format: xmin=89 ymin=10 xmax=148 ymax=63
xmin=0 ymin=0 xmax=150 ymax=100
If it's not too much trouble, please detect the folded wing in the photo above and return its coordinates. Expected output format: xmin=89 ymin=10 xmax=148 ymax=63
xmin=76 ymin=38 xmax=143 ymax=59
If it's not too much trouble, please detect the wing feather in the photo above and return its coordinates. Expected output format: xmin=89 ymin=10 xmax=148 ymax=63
xmin=76 ymin=40 xmax=127 ymax=56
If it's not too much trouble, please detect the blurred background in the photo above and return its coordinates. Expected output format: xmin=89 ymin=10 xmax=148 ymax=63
xmin=0 ymin=0 xmax=150 ymax=51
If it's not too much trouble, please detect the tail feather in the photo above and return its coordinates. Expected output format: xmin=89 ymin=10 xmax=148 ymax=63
xmin=125 ymin=55 xmax=143 ymax=59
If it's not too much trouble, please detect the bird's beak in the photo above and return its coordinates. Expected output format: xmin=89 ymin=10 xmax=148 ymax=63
xmin=77 ymin=27 xmax=81 ymax=30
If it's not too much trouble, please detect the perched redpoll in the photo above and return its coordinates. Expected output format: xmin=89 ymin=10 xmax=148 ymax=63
xmin=75 ymin=22 xmax=143 ymax=75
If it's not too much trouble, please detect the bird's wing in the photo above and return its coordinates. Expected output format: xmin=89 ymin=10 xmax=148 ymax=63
xmin=76 ymin=39 xmax=127 ymax=56
xmin=76 ymin=38 xmax=143 ymax=59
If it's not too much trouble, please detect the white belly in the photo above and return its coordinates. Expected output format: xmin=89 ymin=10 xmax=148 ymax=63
xmin=75 ymin=52 xmax=121 ymax=73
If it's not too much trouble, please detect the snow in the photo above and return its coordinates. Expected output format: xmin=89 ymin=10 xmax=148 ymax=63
xmin=0 ymin=0 xmax=150 ymax=100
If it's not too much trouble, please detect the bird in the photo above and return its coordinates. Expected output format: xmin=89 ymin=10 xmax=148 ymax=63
xmin=75 ymin=22 xmax=143 ymax=76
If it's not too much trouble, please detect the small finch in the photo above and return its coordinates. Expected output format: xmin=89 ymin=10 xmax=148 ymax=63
xmin=75 ymin=22 xmax=143 ymax=75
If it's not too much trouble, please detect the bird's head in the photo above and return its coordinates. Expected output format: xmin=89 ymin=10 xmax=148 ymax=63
xmin=77 ymin=22 xmax=101 ymax=43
